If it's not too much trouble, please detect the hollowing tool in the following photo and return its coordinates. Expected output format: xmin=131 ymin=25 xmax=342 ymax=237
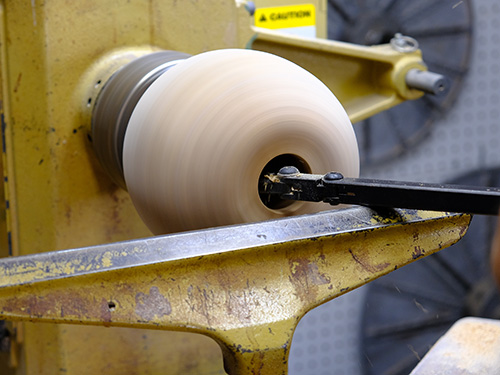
xmin=259 ymin=167 xmax=500 ymax=216
xmin=0 ymin=1 xmax=479 ymax=374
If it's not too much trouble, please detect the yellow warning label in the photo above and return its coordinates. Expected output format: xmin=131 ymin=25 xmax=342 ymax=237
xmin=254 ymin=4 xmax=316 ymax=30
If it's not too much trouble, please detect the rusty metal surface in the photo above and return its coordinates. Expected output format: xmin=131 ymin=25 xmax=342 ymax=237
xmin=0 ymin=207 xmax=470 ymax=374
xmin=409 ymin=317 xmax=500 ymax=374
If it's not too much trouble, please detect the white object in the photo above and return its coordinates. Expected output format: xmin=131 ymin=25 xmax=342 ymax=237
xmin=123 ymin=49 xmax=359 ymax=234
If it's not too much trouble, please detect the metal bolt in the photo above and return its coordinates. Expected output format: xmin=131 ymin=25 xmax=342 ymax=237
xmin=390 ymin=33 xmax=419 ymax=53
xmin=245 ymin=1 xmax=256 ymax=16
xmin=278 ymin=166 xmax=300 ymax=176
xmin=405 ymin=69 xmax=449 ymax=96
xmin=323 ymin=172 xmax=344 ymax=184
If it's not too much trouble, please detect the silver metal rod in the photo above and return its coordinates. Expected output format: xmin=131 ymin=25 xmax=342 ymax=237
xmin=406 ymin=69 xmax=449 ymax=96
xmin=0 ymin=206 xmax=436 ymax=287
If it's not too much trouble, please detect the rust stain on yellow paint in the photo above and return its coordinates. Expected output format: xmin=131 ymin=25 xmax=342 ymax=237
xmin=348 ymin=249 xmax=390 ymax=274
xmin=135 ymin=286 xmax=172 ymax=321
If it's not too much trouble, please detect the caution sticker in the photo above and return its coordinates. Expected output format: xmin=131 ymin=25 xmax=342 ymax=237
xmin=255 ymin=4 xmax=316 ymax=33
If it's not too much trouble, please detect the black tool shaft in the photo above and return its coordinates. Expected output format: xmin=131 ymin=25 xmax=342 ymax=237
xmin=332 ymin=178 xmax=500 ymax=215
xmin=260 ymin=172 xmax=500 ymax=215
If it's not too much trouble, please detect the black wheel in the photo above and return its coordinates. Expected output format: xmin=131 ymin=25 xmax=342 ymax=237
xmin=327 ymin=0 xmax=473 ymax=166
xmin=361 ymin=167 xmax=500 ymax=375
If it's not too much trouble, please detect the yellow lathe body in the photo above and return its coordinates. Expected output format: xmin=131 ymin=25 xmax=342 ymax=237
xmin=0 ymin=1 xmax=466 ymax=374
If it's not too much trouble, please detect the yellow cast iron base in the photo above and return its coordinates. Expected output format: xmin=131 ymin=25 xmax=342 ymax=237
xmin=0 ymin=207 xmax=470 ymax=374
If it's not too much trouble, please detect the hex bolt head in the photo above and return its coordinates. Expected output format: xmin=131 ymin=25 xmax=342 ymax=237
xmin=278 ymin=166 xmax=300 ymax=176
xmin=323 ymin=172 xmax=344 ymax=183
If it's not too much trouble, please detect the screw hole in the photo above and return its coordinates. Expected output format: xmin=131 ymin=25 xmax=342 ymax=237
xmin=95 ymin=80 xmax=102 ymax=89
xmin=108 ymin=301 xmax=116 ymax=311
xmin=87 ymin=98 xmax=92 ymax=107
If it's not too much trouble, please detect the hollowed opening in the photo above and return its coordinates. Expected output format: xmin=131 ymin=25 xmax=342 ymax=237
xmin=258 ymin=154 xmax=311 ymax=210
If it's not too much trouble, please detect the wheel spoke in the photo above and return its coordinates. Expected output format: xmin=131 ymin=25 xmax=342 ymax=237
xmin=328 ymin=0 xmax=354 ymax=23
xmin=365 ymin=312 xmax=456 ymax=339
xmin=409 ymin=25 xmax=472 ymax=39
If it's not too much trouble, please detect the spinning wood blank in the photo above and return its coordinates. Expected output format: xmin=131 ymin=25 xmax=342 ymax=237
xmin=123 ymin=49 xmax=359 ymax=234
